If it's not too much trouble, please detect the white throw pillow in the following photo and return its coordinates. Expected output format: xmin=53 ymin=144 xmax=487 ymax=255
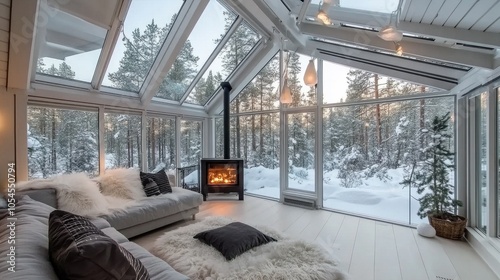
xmin=417 ymin=223 xmax=436 ymax=238
xmin=51 ymin=173 xmax=110 ymax=217
xmin=96 ymin=168 xmax=146 ymax=200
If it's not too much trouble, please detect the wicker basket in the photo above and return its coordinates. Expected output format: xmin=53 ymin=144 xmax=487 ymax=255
xmin=428 ymin=214 xmax=467 ymax=240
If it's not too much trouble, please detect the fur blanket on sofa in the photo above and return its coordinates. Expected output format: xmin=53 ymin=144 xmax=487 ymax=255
xmin=17 ymin=169 xmax=147 ymax=217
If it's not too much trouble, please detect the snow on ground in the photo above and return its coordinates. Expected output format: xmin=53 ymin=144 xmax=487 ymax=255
xmin=243 ymin=166 xmax=455 ymax=225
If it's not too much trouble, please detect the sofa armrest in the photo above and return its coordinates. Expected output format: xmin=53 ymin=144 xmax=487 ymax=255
xmin=18 ymin=188 xmax=58 ymax=209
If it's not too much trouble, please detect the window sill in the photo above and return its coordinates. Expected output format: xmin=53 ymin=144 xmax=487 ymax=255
xmin=465 ymin=227 xmax=500 ymax=278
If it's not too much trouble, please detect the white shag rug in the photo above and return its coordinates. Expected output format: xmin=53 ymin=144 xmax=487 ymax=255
xmin=152 ymin=217 xmax=348 ymax=280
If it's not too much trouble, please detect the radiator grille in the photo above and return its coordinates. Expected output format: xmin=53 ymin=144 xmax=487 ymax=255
xmin=283 ymin=196 xmax=316 ymax=209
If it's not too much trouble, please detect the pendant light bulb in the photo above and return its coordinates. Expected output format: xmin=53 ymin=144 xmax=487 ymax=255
xmin=280 ymin=78 xmax=292 ymax=104
xmin=303 ymin=59 xmax=317 ymax=86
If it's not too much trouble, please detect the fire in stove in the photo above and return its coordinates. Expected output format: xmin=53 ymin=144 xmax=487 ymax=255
xmin=208 ymin=164 xmax=237 ymax=185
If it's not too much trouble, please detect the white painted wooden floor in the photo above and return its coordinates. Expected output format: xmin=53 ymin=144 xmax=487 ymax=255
xmin=133 ymin=195 xmax=498 ymax=280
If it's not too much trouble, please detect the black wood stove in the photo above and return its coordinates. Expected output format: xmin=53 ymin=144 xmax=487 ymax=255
xmin=200 ymin=82 xmax=244 ymax=201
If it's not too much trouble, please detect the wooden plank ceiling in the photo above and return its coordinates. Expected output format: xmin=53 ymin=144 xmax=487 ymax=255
xmin=402 ymin=0 xmax=500 ymax=32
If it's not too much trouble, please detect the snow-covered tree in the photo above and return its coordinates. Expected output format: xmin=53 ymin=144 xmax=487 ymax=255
xmin=400 ymin=113 xmax=461 ymax=218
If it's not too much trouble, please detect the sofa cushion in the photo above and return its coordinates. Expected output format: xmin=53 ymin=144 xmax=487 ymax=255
xmin=48 ymin=210 xmax=150 ymax=280
xmin=102 ymin=188 xmax=202 ymax=231
xmin=0 ymin=196 xmax=59 ymax=280
xmin=141 ymin=177 xmax=161 ymax=197
xmin=121 ymin=241 xmax=189 ymax=280
xmin=140 ymin=170 xmax=172 ymax=194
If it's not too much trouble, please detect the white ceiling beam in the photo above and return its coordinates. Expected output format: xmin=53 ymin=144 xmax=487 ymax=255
xmin=301 ymin=23 xmax=494 ymax=69
xmin=251 ymin=0 xmax=307 ymax=49
xmin=9 ymin=0 xmax=39 ymax=89
xmin=206 ymin=40 xmax=279 ymax=115
xmin=305 ymin=40 xmax=461 ymax=90
xmin=139 ymin=0 xmax=209 ymax=105
xmin=397 ymin=21 xmax=500 ymax=50
xmin=30 ymin=82 xmax=208 ymax=118
xmin=297 ymin=4 xmax=500 ymax=49
xmin=91 ymin=0 xmax=131 ymax=90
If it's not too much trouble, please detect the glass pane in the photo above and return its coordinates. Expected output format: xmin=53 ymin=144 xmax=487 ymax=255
xmin=185 ymin=21 xmax=261 ymax=105
xmin=287 ymin=112 xmax=316 ymax=192
xmin=323 ymin=61 xmax=439 ymax=104
xmin=284 ymin=52 xmax=317 ymax=107
xmin=228 ymin=113 xmax=280 ymax=199
xmin=230 ymin=54 xmax=280 ymax=114
xmin=477 ymin=93 xmax=488 ymax=233
xmin=156 ymin=1 xmax=235 ymax=101
xmin=104 ymin=113 xmax=142 ymax=168
xmin=180 ymin=120 xmax=202 ymax=167
xmin=27 ymin=106 xmax=98 ymax=178
xmin=35 ymin=5 xmax=106 ymax=82
xmin=147 ymin=117 xmax=176 ymax=172
xmin=323 ymin=96 xmax=455 ymax=225
xmin=102 ymin=0 xmax=184 ymax=92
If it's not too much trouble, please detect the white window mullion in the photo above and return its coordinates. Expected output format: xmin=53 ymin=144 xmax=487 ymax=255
xmin=487 ymin=85 xmax=498 ymax=237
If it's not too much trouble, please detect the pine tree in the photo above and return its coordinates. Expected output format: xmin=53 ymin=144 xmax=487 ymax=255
xmin=401 ymin=113 xmax=462 ymax=219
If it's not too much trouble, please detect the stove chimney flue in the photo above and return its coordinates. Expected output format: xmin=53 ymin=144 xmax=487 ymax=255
xmin=220 ymin=82 xmax=232 ymax=159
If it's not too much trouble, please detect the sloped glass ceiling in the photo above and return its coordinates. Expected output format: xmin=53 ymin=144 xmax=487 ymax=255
xmin=155 ymin=1 xmax=236 ymax=102
xmin=184 ymin=21 xmax=261 ymax=106
xmin=101 ymin=0 xmax=184 ymax=92
xmin=35 ymin=2 xmax=107 ymax=82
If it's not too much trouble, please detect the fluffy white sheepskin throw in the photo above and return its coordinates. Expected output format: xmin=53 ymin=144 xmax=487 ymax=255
xmin=96 ymin=168 xmax=146 ymax=200
xmin=50 ymin=173 xmax=110 ymax=217
xmin=152 ymin=217 xmax=348 ymax=280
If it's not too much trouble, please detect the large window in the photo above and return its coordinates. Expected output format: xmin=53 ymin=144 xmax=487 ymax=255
xmin=284 ymin=52 xmax=317 ymax=107
xmin=286 ymin=112 xmax=316 ymax=192
xmin=230 ymin=54 xmax=279 ymax=114
xmin=104 ymin=113 xmax=142 ymax=169
xmin=180 ymin=120 xmax=202 ymax=167
xmin=221 ymin=113 xmax=280 ymax=199
xmin=27 ymin=106 xmax=99 ymax=178
xmin=322 ymin=96 xmax=455 ymax=224
xmin=322 ymin=60 xmax=438 ymax=104
xmin=146 ymin=117 xmax=176 ymax=171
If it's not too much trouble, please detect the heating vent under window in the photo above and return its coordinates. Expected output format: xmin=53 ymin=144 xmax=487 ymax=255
xmin=283 ymin=196 xmax=316 ymax=209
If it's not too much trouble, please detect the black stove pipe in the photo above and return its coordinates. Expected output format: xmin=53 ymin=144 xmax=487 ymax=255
xmin=220 ymin=82 xmax=232 ymax=159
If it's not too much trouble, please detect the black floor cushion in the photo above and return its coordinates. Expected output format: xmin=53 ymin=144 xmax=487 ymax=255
xmin=194 ymin=222 xmax=277 ymax=260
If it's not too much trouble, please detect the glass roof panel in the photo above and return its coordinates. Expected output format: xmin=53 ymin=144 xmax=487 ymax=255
xmin=35 ymin=4 xmax=106 ymax=83
xmin=230 ymin=53 xmax=280 ymax=114
xmin=185 ymin=21 xmax=261 ymax=105
xmin=101 ymin=0 xmax=184 ymax=93
xmin=155 ymin=0 xmax=235 ymax=101
xmin=311 ymin=0 xmax=399 ymax=14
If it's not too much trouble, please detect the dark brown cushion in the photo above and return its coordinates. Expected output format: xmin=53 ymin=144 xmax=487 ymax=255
xmin=140 ymin=170 xmax=172 ymax=194
xmin=193 ymin=222 xmax=277 ymax=260
xmin=48 ymin=210 xmax=150 ymax=280
xmin=141 ymin=177 xmax=161 ymax=197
